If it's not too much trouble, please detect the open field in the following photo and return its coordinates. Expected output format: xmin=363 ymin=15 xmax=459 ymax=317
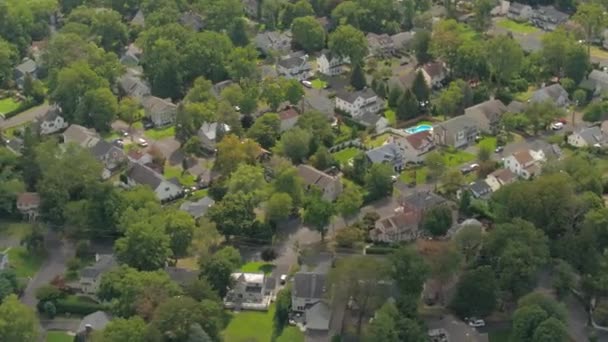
xmin=496 ymin=19 xmax=539 ymax=34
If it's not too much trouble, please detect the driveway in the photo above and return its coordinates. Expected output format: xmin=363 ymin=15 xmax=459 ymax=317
xmin=21 ymin=230 xmax=74 ymax=308
xmin=0 ymin=103 xmax=49 ymax=129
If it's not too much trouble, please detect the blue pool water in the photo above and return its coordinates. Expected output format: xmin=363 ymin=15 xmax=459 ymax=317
xmin=404 ymin=124 xmax=432 ymax=134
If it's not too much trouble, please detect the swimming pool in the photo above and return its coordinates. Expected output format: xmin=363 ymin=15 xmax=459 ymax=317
xmin=404 ymin=124 xmax=433 ymax=134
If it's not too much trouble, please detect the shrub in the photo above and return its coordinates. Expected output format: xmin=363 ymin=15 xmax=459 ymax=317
xmin=75 ymin=241 xmax=91 ymax=258
xmin=55 ymin=297 xmax=107 ymax=315
xmin=43 ymin=301 xmax=57 ymax=319
xmin=365 ymin=246 xmax=397 ymax=255
xmin=261 ymin=248 xmax=277 ymax=261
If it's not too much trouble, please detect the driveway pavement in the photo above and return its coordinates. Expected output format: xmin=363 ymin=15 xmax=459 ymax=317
xmin=21 ymin=230 xmax=74 ymax=308
xmin=0 ymin=103 xmax=50 ymax=129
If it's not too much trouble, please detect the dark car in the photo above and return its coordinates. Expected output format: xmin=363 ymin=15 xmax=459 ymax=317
xmin=142 ymin=118 xmax=154 ymax=129
xmin=494 ymin=146 xmax=504 ymax=153
xmin=113 ymin=139 xmax=124 ymax=148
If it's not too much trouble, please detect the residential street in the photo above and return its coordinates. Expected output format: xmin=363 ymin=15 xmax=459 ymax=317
xmin=0 ymin=103 xmax=49 ymax=129
xmin=21 ymin=230 xmax=74 ymax=308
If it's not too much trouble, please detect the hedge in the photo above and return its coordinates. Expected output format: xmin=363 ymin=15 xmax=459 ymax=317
xmin=55 ymin=298 xmax=108 ymax=315
xmin=3 ymin=100 xmax=38 ymax=119
xmin=365 ymin=246 xmax=398 ymax=255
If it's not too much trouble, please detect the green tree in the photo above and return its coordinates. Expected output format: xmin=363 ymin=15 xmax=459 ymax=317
xmin=261 ymin=78 xmax=285 ymax=111
xmin=365 ymin=163 xmax=393 ymax=200
xmin=277 ymin=128 xmax=311 ymax=163
xmin=329 ymin=25 xmax=368 ymax=65
xmin=152 ymin=296 xmax=223 ymax=342
xmin=412 ymin=29 xmax=432 ymax=64
xmin=266 ymin=192 xmax=294 ymax=224
xmin=247 ymin=112 xmax=281 ymax=149
xmin=450 ymin=266 xmax=497 ymax=318
xmin=389 ymin=246 xmax=429 ymax=314
xmin=207 ymin=192 xmax=256 ymax=239
xmin=411 ymin=70 xmax=430 ymax=102
xmin=437 ymin=80 xmax=465 ymax=116
xmin=275 ymin=286 xmax=292 ymax=332
xmin=472 ymin=0 xmax=493 ymax=31
xmin=512 ymin=305 xmax=550 ymax=342
xmin=430 ymin=19 xmax=468 ymax=69
xmin=564 ymin=43 xmax=590 ymax=84
xmin=98 ymin=317 xmax=148 ymax=342
xmin=226 ymin=45 xmax=258 ymax=81
xmin=532 ymin=317 xmax=568 ymax=342
xmin=229 ymin=17 xmax=249 ymax=47
xmin=310 ymin=146 xmax=336 ymax=170
xmin=573 ymin=3 xmax=607 ymax=55
xmin=303 ymin=191 xmax=334 ymax=240
xmin=214 ymin=135 xmax=260 ymax=175
xmin=454 ymin=39 xmax=488 ymax=80
xmin=67 ymin=7 xmax=128 ymax=52
xmin=350 ymin=63 xmax=367 ymax=90
xmin=344 ymin=152 xmax=369 ymax=185
xmin=0 ymin=38 xmax=17 ymax=86
xmin=115 ymin=222 xmax=171 ymax=271
xmin=336 ymin=184 xmax=364 ymax=217
xmin=81 ymin=87 xmax=118 ymax=132
xmin=291 ymin=16 xmax=325 ymax=52
xmin=118 ymin=97 xmax=143 ymax=131
xmin=200 ymin=247 xmax=241 ymax=297
xmin=163 ymin=210 xmax=196 ymax=258
xmin=188 ymin=323 xmax=213 ymax=342
xmin=0 ymin=295 xmax=39 ymax=342
xmin=365 ymin=302 xmax=402 ymax=342
xmin=453 ymin=223 xmax=482 ymax=263
xmin=285 ymin=79 xmax=305 ymax=106
xmin=198 ymin=0 xmax=244 ymax=31
xmin=143 ymin=38 xmax=183 ymax=99
xmin=272 ymin=163 xmax=305 ymax=208
xmin=425 ymin=151 xmax=447 ymax=182
xmin=396 ymin=89 xmax=419 ymax=121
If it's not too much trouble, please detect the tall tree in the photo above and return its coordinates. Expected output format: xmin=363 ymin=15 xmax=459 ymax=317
xmin=350 ymin=63 xmax=367 ymax=90
xmin=0 ymin=38 xmax=17 ymax=86
xmin=115 ymin=222 xmax=172 ymax=271
xmin=411 ymin=70 xmax=430 ymax=102
xmin=0 ymin=295 xmax=39 ymax=342
xmin=486 ymin=35 xmax=524 ymax=86
xmin=291 ymin=16 xmax=325 ymax=52
xmin=412 ymin=29 xmax=432 ymax=64
xmin=450 ymin=266 xmax=497 ymax=318
xmin=97 ymin=317 xmax=148 ymax=342
xmin=389 ymin=247 xmax=429 ymax=314
xmin=329 ymin=24 xmax=368 ymax=65
xmin=200 ymin=247 xmax=242 ymax=297
xmin=277 ymin=128 xmax=311 ymax=163
xmin=247 ymin=112 xmax=281 ymax=149
xmin=207 ymin=192 xmax=256 ymax=239
xmin=365 ymin=163 xmax=393 ymax=200
xmin=573 ymin=3 xmax=607 ymax=55
xmin=303 ymin=190 xmax=334 ymax=240
xmin=396 ymin=89 xmax=419 ymax=121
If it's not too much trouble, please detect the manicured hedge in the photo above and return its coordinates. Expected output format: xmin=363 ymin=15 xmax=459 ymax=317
xmin=365 ymin=246 xmax=397 ymax=255
xmin=54 ymin=298 xmax=108 ymax=315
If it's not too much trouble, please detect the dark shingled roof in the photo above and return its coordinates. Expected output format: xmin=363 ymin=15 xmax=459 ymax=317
xmin=401 ymin=191 xmax=447 ymax=210
xmin=293 ymin=272 xmax=326 ymax=300
xmin=127 ymin=163 xmax=164 ymax=189
xmin=278 ymin=55 xmax=306 ymax=69
xmin=336 ymin=88 xmax=377 ymax=104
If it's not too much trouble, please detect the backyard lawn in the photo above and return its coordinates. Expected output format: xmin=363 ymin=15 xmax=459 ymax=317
xmin=276 ymin=326 xmax=305 ymax=342
xmin=311 ymin=79 xmax=327 ymax=90
xmin=384 ymin=109 xmax=396 ymax=126
xmin=332 ymin=147 xmax=360 ymax=164
xmin=335 ymin=124 xmax=355 ymax=144
xmin=223 ymin=304 xmax=304 ymax=342
xmin=239 ymin=261 xmax=275 ymax=274
xmin=0 ymin=221 xmax=33 ymax=249
xmin=496 ymin=18 xmax=539 ymax=34
xmin=0 ymin=98 xmax=20 ymax=116
xmin=477 ymin=136 xmax=497 ymax=151
xmin=400 ymin=167 xmax=428 ymax=185
xmin=590 ymin=46 xmax=608 ymax=60
xmin=7 ymin=246 xmax=44 ymax=278
xmin=144 ymin=125 xmax=175 ymax=140
xmin=489 ymin=329 xmax=511 ymax=342
xmin=164 ymin=163 xmax=196 ymax=187
xmin=441 ymin=149 xmax=476 ymax=167
xmin=47 ymin=331 xmax=73 ymax=342
xmin=366 ymin=133 xmax=390 ymax=148
xmin=514 ymin=86 xmax=536 ymax=102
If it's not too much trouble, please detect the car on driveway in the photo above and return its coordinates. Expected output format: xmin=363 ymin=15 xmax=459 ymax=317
xmin=466 ymin=318 xmax=486 ymax=328
xmin=137 ymin=138 xmax=148 ymax=147
xmin=494 ymin=146 xmax=504 ymax=153
xmin=551 ymin=122 xmax=564 ymax=130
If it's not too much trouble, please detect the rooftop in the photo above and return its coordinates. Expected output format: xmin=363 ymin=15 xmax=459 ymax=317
xmin=336 ymin=88 xmax=377 ymax=104
xmin=293 ymin=272 xmax=326 ymax=300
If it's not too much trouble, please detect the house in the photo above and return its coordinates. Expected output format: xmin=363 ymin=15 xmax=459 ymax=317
xmin=507 ymin=2 xmax=533 ymax=21
xmin=468 ymin=180 xmax=493 ymax=199
xmin=278 ymin=107 xmax=299 ymax=132
xmin=491 ymin=0 xmax=510 ymax=16
xmin=5 ymin=137 xmax=23 ymax=155
xmin=398 ymin=130 xmax=435 ymax=162
xmin=130 ymin=9 xmax=145 ymax=27
xmin=353 ymin=112 xmax=389 ymax=132
xmin=117 ymin=73 xmax=151 ymax=103
xmin=391 ymin=31 xmax=415 ymax=52
xmin=254 ymin=31 xmax=292 ymax=55
xmin=531 ymin=5 xmax=569 ymax=31
xmin=317 ymin=50 xmax=349 ymax=76
xmin=277 ymin=53 xmax=311 ymax=80
xmin=421 ymin=62 xmax=448 ymax=89
xmin=0 ymin=253 xmax=8 ymax=270
xmin=366 ymin=143 xmax=404 ymax=172
xmin=304 ymin=301 xmax=332 ymax=332
xmin=297 ymin=164 xmax=343 ymax=202
xmin=242 ymin=0 xmax=260 ymax=18
xmin=63 ymin=124 xmax=100 ymax=148
xmin=37 ymin=105 xmax=68 ymax=135
xmin=179 ymin=11 xmax=204 ymax=31
xmin=292 ymin=272 xmax=327 ymax=312
xmin=16 ymin=192 xmax=41 ymax=221
xmin=531 ymin=84 xmax=569 ymax=107
xmin=485 ymin=168 xmax=517 ymax=191
xmin=14 ymin=58 xmax=38 ymax=88
xmin=143 ymin=96 xmax=177 ymax=127
xmin=367 ymin=33 xmax=395 ymax=57
xmin=400 ymin=191 xmax=448 ymax=214
xmin=89 ymin=140 xmax=127 ymax=179
xmin=120 ymin=43 xmax=142 ymax=66
xmin=464 ymin=99 xmax=507 ymax=134
xmin=125 ymin=163 xmax=183 ymax=202
xmin=74 ymin=311 xmax=111 ymax=342
xmin=503 ymin=149 xmax=543 ymax=179
xmin=370 ymin=209 xmax=419 ymax=243
xmin=211 ymin=80 xmax=234 ymax=98
xmin=198 ymin=122 xmax=230 ymax=151
xmin=568 ymin=126 xmax=608 ymax=148
xmin=580 ymin=69 xmax=608 ymax=96
xmin=335 ymin=88 xmax=383 ymax=117
xmin=127 ymin=149 xmax=153 ymax=165
xmin=303 ymin=93 xmax=335 ymax=120
xmin=224 ymin=272 xmax=272 ymax=310
xmin=507 ymin=100 xmax=527 ymax=113
xmin=179 ymin=196 xmax=215 ymax=219
xmin=432 ymin=115 xmax=479 ymax=148
xmin=165 ymin=266 xmax=198 ymax=286
xmin=79 ymin=254 xmax=116 ymax=294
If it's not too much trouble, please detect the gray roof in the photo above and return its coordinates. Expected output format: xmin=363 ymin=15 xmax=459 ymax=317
xmin=143 ymin=96 xmax=177 ymax=114
xmin=63 ymin=124 xmax=98 ymax=146
xmin=78 ymin=311 xmax=111 ymax=333
xmin=131 ymin=9 xmax=145 ymax=26
xmin=509 ymin=2 xmax=531 ymax=13
xmin=391 ymin=31 xmax=414 ymax=48
xmin=532 ymin=84 xmax=568 ymax=103
xmin=118 ymin=73 xmax=151 ymax=100
xmin=198 ymin=122 xmax=230 ymax=142
xmin=211 ymin=80 xmax=234 ymax=98
xmin=293 ymin=272 xmax=326 ymax=300
xmin=80 ymin=254 xmax=116 ymax=279
xmin=469 ymin=180 xmax=492 ymax=198
xmin=15 ymin=58 xmax=37 ymax=75
xmin=305 ymin=301 xmax=331 ymax=331
xmin=127 ymin=163 xmax=164 ymax=189
xmin=355 ymin=112 xmax=386 ymax=128
xmin=179 ymin=196 xmax=215 ymax=218
xmin=507 ymin=100 xmax=527 ymax=113
xmin=401 ymin=191 xmax=447 ymax=210
xmin=366 ymin=143 xmax=400 ymax=164
xmin=254 ymin=31 xmax=292 ymax=52
xmin=89 ymin=140 xmax=123 ymax=160
xmin=465 ymin=99 xmax=507 ymax=122
xmin=278 ymin=54 xmax=306 ymax=69
xmin=165 ymin=266 xmax=198 ymax=285
xmin=536 ymin=5 xmax=569 ymax=22
xmin=40 ymin=105 xmax=62 ymax=122
xmin=589 ymin=69 xmax=608 ymax=85
xmin=265 ymin=276 xmax=276 ymax=291
xmin=303 ymin=93 xmax=334 ymax=116
xmin=434 ymin=115 xmax=479 ymax=135
xmin=575 ymin=126 xmax=606 ymax=145
xmin=336 ymin=88 xmax=377 ymax=104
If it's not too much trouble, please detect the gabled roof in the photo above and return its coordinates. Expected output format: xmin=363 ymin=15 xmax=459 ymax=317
xmin=401 ymin=191 xmax=447 ymax=210
xmin=575 ymin=126 xmax=606 ymax=145
xmin=277 ymin=54 xmax=307 ymax=69
xmin=293 ymin=272 xmax=326 ymax=300
xmin=391 ymin=31 xmax=415 ymax=48
xmin=588 ymin=69 xmax=608 ymax=85
xmin=355 ymin=112 xmax=387 ymax=128
xmin=78 ymin=311 xmax=111 ymax=333
xmin=89 ymin=140 xmax=124 ymax=161
xmin=422 ymin=62 xmax=446 ymax=78
xmin=465 ymin=99 xmax=507 ymax=122
xmin=336 ymin=88 xmax=377 ymax=104
xmin=489 ymin=168 xmax=516 ymax=184
xmin=118 ymin=73 xmax=150 ymax=98
xmin=179 ymin=196 xmax=215 ymax=218
xmin=469 ymin=180 xmax=492 ymax=198
xmin=366 ymin=143 xmax=400 ymax=164
xmin=142 ymin=96 xmax=176 ymax=114
xmin=80 ymin=254 xmax=116 ymax=279
xmin=278 ymin=108 xmax=299 ymax=121
xmin=297 ymin=164 xmax=338 ymax=190
xmin=434 ymin=115 xmax=478 ymax=135
xmin=366 ymin=33 xmax=393 ymax=48
xmin=127 ymin=163 xmax=165 ymax=189
xmin=63 ymin=124 xmax=98 ymax=147
xmin=17 ymin=192 xmax=40 ymax=207
xmin=15 ymin=58 xmax=37 ymax=74
xmin=532 ymin=84 xmax=568 ymax=103
xmin=507 ymin=100 xmax=527 ymax=113
xmin=39 ymin=105 xmax=62 ymax=122
xmin=305 ymin=301 xmax=331 ymax=331
xmin=512 ymin=149 xmax=534 ymax=165
xmin=198 ymin=122 xmax=230 ymax=142
xmin=254 ymin=31 xmax=292 ymax=52
xmin=404 ymin=130 xmax=433 ymax=151
xmin=535 ymin=5 xmax=569 ymax=22
xmin=131 ymin=9 xmax=145 ymax=26
xmin=509 ymin=2 xmax=531 ymax=13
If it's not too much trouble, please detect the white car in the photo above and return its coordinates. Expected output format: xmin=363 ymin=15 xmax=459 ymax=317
xmin=137 ymin=138 xmax=148 ymax=147
xmin=551 ymin=122 xmax=564 ymax=130
xmin=301 ymin=80 xmax=312 ymax=88
xmin=467 ymin=318 xmax=486 ymax=328
xmin=280 ymin=274 xmax=287 ymax=284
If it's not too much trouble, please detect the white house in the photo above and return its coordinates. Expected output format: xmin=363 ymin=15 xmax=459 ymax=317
xmin=317 ymin=50 xmax=349 ymax=76
xmin=503 ymin=149 xmax=545 ymax=179
xmin=198 ymin=122 xmax=230 ymax=151
xmin=224 ymin=272 xmax=273 ymax=310
xmin=568 ymin=126 xmax=608 ymax=148
xmin=277 ymin=53 xmax=311 ymax=80
xmin=335 ymin=88 xmax=382 ymax=117
xmin=125 ymin=163 xmax=183 ymax=202
xmin=142 ymin=96 xmax=177 ymax=127
xmin=485 ymin=168 xmax=517 ymax=192
xmin=292 ymin=272 xmax=327 ymax=312
xmin=38 ymin=106 xmax=68 ymax=135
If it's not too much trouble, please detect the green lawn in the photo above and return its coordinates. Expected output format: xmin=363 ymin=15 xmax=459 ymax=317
xmin=442 ymin=149 xmax=476 ymax=167
xmin=47 ymin=331 xmax=73 ymax=342
xmin=311 ymin=79 xmax=327 ymax=90
xmin=0 ymin=221 xmax=33 ymax=249
xmin=514 ymin=86 xmax=536 ymax=102
xmin=0 ymin=98 xmax=20 ymax=116
xmin=496 ymin=18 xmax=539 ymax=34
xmin=7 ymin=246 xmax=44 ymax=278
xmin=101 ymin=131 xmax=121 ymax=141
xmin=477 ymin=136 xmax=497 ymax=151
xmin=366 ymin=133 xmax=390 ymax=148
xmin=400 ymin=167 xmax=428 ymax=185
xmin=489 ymin=329 xmax=511 ymax=342
xmin=144 ymin=125 xmax=175 ymax=140
xmin=335 ymin=124 xmax=355 ymax=144
xmin=332 ymin=147 xmax=360 ymax=164
xmin=590 ymin=46 xmax=608 ymax=60
xmin=384 ymin=109 xmax=396 ymax=126
xmin=239 ymin=261 xmax=275 ymax=274
xmin=164 ymin=163 xmax=196 ymax=187
xmin=223 ymin=304 xmax=304 ymax=342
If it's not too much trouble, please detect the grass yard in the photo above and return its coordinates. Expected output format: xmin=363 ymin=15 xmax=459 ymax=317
xmin=46 ymin=331 xmax=74 ymax=342
xmin=101 ymin=130 xmax=121 ymax=141
xmin=590 ymin=46 xmax=608 ymax=60
xmin=0 ymin=221 xmax=33 ymax=249
xmin=441 ymin=149 xmax=476 ymax=167
xmin=144 ymin=125 xmax=175 ymax=140
xmin=384 ymin=109 xmax=396 ymax=126
xmin=366 ymin=133 xmax=390 ymax=148
xmin=311 ymin=79 xmax=327 ymax=90
xmin=400 ymin=167 xmax=428 ymax=185
xmin=0 ymin=98 xmax=20 ymax=116
xmin=496 ymin=18 xmax=539 ymax=34
xmin=335 ymin=124 xmax=355 ymax=144
xmin=223 ymin=304 xmax=304 ymax=342
xmin=239 ymin=261 xmax=275 ymax=274
xmin=164 ymin=163 xmax=196 ymax=187
xmin=332 ymin=147 xmax=360 ymax=164
xmin=7 ymin=246 xmax=44 ymax=278
xmin=489 ymin=329 xmax=511 ymax=342
xmin=477 ymin=136 xmax=497 ymax=151
xmin=514 ymin=86 xmax=536 ymax=102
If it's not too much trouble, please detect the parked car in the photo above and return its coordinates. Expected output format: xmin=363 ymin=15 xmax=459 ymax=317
xmin=467 ymin=318 xmax=485 ymax=328
xmin=120 ymin=129 xmax=129 ymax=137
xmin=551 ymin=122 xmax=564 ymax=130
xmin=280 ymin=274 xmax=287 ymax=285
xmin=137 ymin=138 xmax=148 ymax=147
xmin=494 ymin=146 xmax=504 ymax=153
xmin=113 ymin=139 xmax=124 ymax=148
xmin=301 ymin=80 xmax=312 ymax=88
xmin=557 ymin=118 xmax=567 ymax=124
xmin=460 ymin=163 xmax=479 ymax=174
xmin=142 ymin=118 xmax=154 ymax=129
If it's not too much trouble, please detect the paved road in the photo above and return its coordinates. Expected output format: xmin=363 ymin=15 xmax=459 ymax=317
xmin=21 ymin=230 xmax=74 ymax=308
xmin=0 ymin=103 xmax=49 ymax=129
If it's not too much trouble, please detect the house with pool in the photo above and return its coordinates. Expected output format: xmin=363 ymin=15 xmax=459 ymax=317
xmin=432 ymin=115 xmax=479 ymax=148
xmin=365 ymin=130 xmax=435 ymax=171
